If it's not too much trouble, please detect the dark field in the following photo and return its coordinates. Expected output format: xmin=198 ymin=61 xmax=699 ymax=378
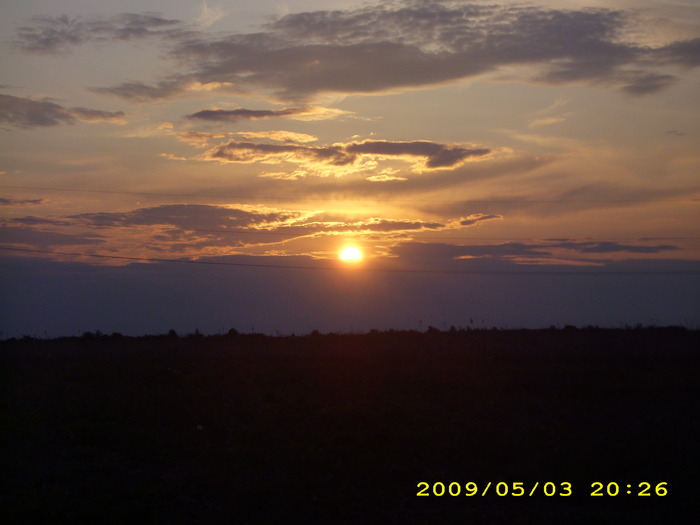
xmin=1 ymin=328 xmax=698 ymax=523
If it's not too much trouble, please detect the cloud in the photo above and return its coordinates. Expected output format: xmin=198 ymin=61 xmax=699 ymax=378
xmin=71 ymin=204 xmax=294 ymax=230
xmin=390 ymin=240 xmax=679 ymax=263
xmin=78 ymin=1 xmax=700 ymax=102
xmin=346 ymin=141 xmax=491 ymax=169
xmin=0 ymin=94 xmax=125 ymax=129
xmin=6 ymin=204 xmax=496 ymax=259
xmin=274 ymin=215 xmax=446 ymax=236
xmin=425 ymin=181 xmax=700 ymax=220
xmin=3 ymin=205 xmax=685 ymax=273
xmin=70 ymin=205 xmax=449 ymax=237
xmin=552 ymin=240 xmax=679 ymax=254
xmin=186 ymin=138 xmax=490 ymax=174
xmin=459 ymin=214 xmax=502 ymax=226
xmin=196 ymin=1 xmax=226 ymax=29
xmin=528 ymin=116 xmax=571 ymax=129
xmin=366 ymin=170 xmax=408 ymax=182
xmin=59 ymin=205 xmax=303 ymax=253
xmin=187 ymin=106 xmax=312 ymax=122
xmin=66 ymin=106 xmax=126 ymax=124
xmin=0 ymin=225 xmax=104 ymax=248
xmin=236 ymin=131 xmax=318 ymax=143
xmin=652 ymin=37 xmax=700 ymax=67
xmin=173 ymin=130 xmax=233 ymax=147
xmin=169 ymin=127 xmax=320 ymax=148
xmin=620 ymin=73 xmax=677 ymax=96
xmin=0 ymin=198 xmax=45 ymax=206
xmin=185 ymin=106 xmax=350 ymax=122
xmin=13 ymin=13 xmax=185 ymax=54
xmin=90 ymin=80 xmax=185 ymax=103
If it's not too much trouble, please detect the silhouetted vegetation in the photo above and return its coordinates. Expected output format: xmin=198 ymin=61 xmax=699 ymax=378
xmin=1 ymin=328 xmax=697 ymax=523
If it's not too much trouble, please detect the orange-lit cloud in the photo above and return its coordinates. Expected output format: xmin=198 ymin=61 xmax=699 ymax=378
xmin=4 ymin=204 xmax=504 ymax=258
xmin=236 ymin=131 xmax=318 ymax=143
xmin=181 ymin=139 xmax=491 ymax=175
xmin=458 ymin=214 xmax=502 ymax=227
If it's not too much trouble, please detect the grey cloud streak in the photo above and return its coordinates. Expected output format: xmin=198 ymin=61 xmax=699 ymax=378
xmin=90 ymin=81 xmax=184 ymax=103
xmin=187 ymin=107 xmax=315 ymax=122
xmin=459 ymin=214 xmax=501 ymax=226
xmin=0 ymin=94 xmax=125 ymax=129
xmin=0 ymin=198 xmax=45 ymax=206
xmin=66 ymin=1 xmax=700 ymax=102
xmin=391 ymin=240 xmax=679 ymax=261
xmin=557 ymin=241 xmax=678 ymax=254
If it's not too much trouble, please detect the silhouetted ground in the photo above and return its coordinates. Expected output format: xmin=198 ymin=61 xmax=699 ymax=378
xmin=1 ymin=327 xmax=698 ymax=523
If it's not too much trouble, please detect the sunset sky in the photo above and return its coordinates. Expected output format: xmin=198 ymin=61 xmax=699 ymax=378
xmin=1 ymin=0 xmax=699 ymax=337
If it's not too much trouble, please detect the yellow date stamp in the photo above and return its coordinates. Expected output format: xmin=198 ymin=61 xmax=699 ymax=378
xmin=416 ymin=481 xmax=668 ymax=497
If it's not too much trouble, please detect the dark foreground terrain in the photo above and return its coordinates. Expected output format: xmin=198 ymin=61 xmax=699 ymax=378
xmin=1 ymin=328 xmax=698 ymax=523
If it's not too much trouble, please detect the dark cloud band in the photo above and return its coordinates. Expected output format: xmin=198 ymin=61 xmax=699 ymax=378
xmin=0 ymin=94 xmax=124 ymax=129
xmin=186 ymin=107 xmax=313 ymax=122
xmin=42 ymin=2 xmax=697 ymax=102
xmin=202 ymin=139 xmax=490 ymax=170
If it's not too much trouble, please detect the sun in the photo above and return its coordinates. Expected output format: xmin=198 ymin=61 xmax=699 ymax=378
xmin=340 ymin=246 xmax=363 ymax=262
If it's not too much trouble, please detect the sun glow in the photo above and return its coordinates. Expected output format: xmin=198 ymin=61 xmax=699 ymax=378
xmin=340 ymin=246 xmax=363 ymax=261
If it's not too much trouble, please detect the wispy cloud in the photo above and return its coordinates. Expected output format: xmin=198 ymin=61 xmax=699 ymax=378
xmin=235 ymin=131 xmax=318 ymax=143
xmin=459 ymin=214 xmax=502 ymax=227
xmin=13 ymin=13 xmax=186 ymax=55
xmin=0 ymin=94 xmax=125 ymax=129
xmin=195 ymin=1 xmax=226 ymax=29
xmin=90 ymin=80 xmax=185 ymax=103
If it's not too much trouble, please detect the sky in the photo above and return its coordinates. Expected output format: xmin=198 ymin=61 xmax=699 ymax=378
xmin=1 ymin=0 xmax=699 ymax=337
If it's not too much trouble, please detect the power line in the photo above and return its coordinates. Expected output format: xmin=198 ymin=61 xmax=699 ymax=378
xmin=2 ymin=185 xmax=699 ymax=204
xmin=2 ymin=245 xmax=699 ymax=276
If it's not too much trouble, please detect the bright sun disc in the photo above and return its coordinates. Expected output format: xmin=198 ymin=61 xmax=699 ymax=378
xmin=340 ymin=246 xmax=363 ymax=261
